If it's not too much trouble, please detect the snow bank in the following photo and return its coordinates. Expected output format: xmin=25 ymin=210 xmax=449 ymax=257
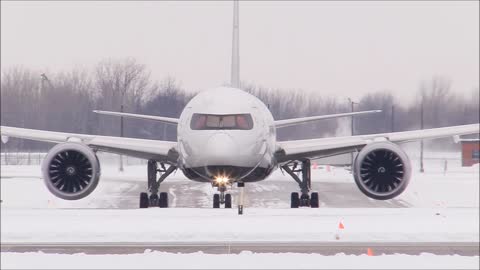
xmin=1 ymin=251 xmax=479 ymax=269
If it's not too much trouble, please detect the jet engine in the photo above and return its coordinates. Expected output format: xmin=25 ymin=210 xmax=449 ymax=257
xmin=42 ymin=142 xmax=101 ymax=200
xmin=353 ymin=141 xmax=411 ymax=200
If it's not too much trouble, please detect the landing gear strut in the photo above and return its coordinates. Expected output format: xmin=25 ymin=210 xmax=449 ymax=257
xmin=212 ymin=185 xmax=232 ymax=209
xmin=139 ymin=160 xmax=176 ymax=208
xmin=282 ymin=160 xmax=319 ymax=208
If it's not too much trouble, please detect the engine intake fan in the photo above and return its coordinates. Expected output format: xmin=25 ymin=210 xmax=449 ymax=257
xmin=42 ymin=143 xmax=101 ymax=200
xmin=353 ymin=141 xmax=411 ymax=200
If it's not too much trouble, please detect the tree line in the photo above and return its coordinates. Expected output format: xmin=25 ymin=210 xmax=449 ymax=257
xmin=1 ymin=58 xmax=478 ymax=152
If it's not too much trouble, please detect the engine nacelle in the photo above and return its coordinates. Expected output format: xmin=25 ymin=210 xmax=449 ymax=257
xmin=42 ymin=143 xmax=101 ymax=200
xmin=353 ymin=141 xmax=411 ymax=200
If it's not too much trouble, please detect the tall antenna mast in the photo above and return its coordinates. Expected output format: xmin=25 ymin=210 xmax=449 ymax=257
xmin=230 ymin=0 xmax=240 ymax=88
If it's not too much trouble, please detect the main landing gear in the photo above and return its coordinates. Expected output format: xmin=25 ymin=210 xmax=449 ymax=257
xmin=139 ymin=160 xmax=176 ymax=208
xmin=212 ymin=185 xmax=232 ymax=209
xmin=281 ymin=160 xmax=319 ymax=208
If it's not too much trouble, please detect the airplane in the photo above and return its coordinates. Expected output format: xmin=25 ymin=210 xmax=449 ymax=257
xmin=1 ymin=1 xmax=478 ymax=214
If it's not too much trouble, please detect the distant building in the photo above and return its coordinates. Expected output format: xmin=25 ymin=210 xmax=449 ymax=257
xmin=459 ymin=139 xmax=480 ymax=167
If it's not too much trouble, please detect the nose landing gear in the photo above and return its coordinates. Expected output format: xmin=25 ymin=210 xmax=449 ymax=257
xmin=212 ymin=186 xmax=232 ymax=208
xmin=139 ymin=160 xmax=176 ymax=208
xmin=282 ymin=160 xmax=320 ymax=208
xmin=212 ymin=182 xmax=244 ymax=215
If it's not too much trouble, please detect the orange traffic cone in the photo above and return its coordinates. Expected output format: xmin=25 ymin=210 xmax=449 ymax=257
xmin=367 ymin=248 xmax=374 ymax=256
xmin=335 ymin=221 xmax=344 ymax=240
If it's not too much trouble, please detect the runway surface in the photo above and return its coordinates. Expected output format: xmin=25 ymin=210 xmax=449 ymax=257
xmin=2 ymin=242 xmax=479 ymax=255
xmin=53 ymin=178 xmax=412 ymax=209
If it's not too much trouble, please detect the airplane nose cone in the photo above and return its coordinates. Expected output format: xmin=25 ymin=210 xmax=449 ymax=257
xmin=204 ymin=133 xmax=238 ymax=165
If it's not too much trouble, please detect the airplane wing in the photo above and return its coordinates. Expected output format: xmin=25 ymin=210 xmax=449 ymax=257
xmin=275 ymin=124 xmax=479 ymax=163
xmin=93 ymin=110 xmax=179 ymax=125
xmin=0 ymin=126 xmax=178 ymax=163
xmin=274 ymin=110 xmax=381 ymax=128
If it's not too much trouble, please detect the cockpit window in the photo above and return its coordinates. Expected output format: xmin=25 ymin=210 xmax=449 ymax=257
xmin=190 ymin=113 xmax=254 ymax=130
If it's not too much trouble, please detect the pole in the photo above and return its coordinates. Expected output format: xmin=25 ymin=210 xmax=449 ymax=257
xmin=230 ymin=0 xmax=240 ymax=88
xmin=238 ymin=182 xmax=245 ymax=215
xmin=119 ymin=104 xmax=124 ymax=172
xmin=4 ymin=142 xmax=7 ymax=165
xmin=351 ymin=101 xmax=354 ymax=136
xmin=348 ymin=98 xmax=355 ymax=166
xmin=391 ymin=105 xmax=395 ymax=132
xmin=420 ymin=98 xmax=424 ymax=173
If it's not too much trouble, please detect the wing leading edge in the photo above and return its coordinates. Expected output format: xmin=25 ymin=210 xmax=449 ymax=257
xmin=0 ymin=126 xmax=178 ymax=163
xmin=276 ymin=124 xmax=480 ymax=163
xmin=93 ymin=110 xmax=179 ymax=125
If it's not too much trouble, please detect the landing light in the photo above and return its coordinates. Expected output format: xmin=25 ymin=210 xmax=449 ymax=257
xmin=214 ymin=175 xmax=230 ymax=185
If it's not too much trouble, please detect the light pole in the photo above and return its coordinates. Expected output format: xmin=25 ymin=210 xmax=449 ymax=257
xmin=119 ymin=92 xmax=125 ymax=172
xmin=420 ymin=97 xmax=424 ymax=173
xmin=347 ymin=98 xmax=359 ymax=135
xmin=347 ymin=98 xmax=359 ymax=165
xmin=391 ymin=104 xmax=395 ymax=132
xmin=40 ymin=73 xmax=52 ymax=154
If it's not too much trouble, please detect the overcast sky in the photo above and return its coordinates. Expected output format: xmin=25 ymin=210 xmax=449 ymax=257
xmin=1 ymin=1 xmax=478 ymax=103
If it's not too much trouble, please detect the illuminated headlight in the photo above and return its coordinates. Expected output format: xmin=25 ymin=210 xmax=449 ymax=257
xmin=214 ymin=175 xmax=230 ymax=185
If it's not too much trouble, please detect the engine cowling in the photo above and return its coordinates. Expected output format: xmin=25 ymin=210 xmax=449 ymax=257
xmin=42 ymin=143 xmax=101 ymax=200
xmin=353 ymin=141 xmax=411 ymax=200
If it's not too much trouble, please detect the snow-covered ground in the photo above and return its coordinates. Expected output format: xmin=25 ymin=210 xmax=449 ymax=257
xmin=1 ymin=158 xmax=478 ymax=209
xmin=2 ymin=251 xmax=479 ymax=269
xmin=1 ymin=154 xmax=479 ymax=269
xmin=1 ymin=158 xmax=478 ymax=243
xmin=2 ymin=208 xmax=478 ymax=243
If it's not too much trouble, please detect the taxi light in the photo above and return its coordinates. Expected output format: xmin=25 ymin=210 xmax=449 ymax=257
xmin=214 ymin=175 xmax=230 ymax=185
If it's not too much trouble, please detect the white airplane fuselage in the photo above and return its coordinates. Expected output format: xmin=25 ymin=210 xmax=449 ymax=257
xmin=177 ymin=87 xmax=277 ymax=183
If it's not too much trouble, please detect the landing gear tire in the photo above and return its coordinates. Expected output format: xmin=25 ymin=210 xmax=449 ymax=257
xmin=159 ymin=192 xmax=169 ymax=208
xmin=283 ymin=160 xmax=319 ymax=209
xmin=310 ymin=192 xmax=319 ymax=208
xmin=300 ymin=193 xmax=310 ymax=207
xmin=141 ymin=160 xmax=176 ymax=209
xmin=140 ymin=192 xmax=149 ymax=208
xmin=213 ymin=194 xmax=220 ymax=208
xmin=225 ymin=194 xmax=232 ymax=208
xmin=149 ymin=194 xmax=159 ymax=207
xmin=290 ymin=192 xmax=300 ymax=208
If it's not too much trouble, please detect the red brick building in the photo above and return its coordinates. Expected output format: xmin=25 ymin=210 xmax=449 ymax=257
xmin=461 ymin=139 xmax=480 ymax=167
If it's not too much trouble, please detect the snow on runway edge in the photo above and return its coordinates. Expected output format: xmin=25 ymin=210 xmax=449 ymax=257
xmin=1 ymin=208 xmax=478 ymax=243
xmin=2 ymin=251 xmax=479 ymax=269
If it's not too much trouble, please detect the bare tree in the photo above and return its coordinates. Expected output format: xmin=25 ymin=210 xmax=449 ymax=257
xmin=95 ymin=58 xmax=152 ymax=136
xmin=2 ymin=62 xmax=478 ymax=153
xmin=355 ymin=90 xmax=396 ymax=134
xmin=418 ymin=76 xmax=453 ymax=128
